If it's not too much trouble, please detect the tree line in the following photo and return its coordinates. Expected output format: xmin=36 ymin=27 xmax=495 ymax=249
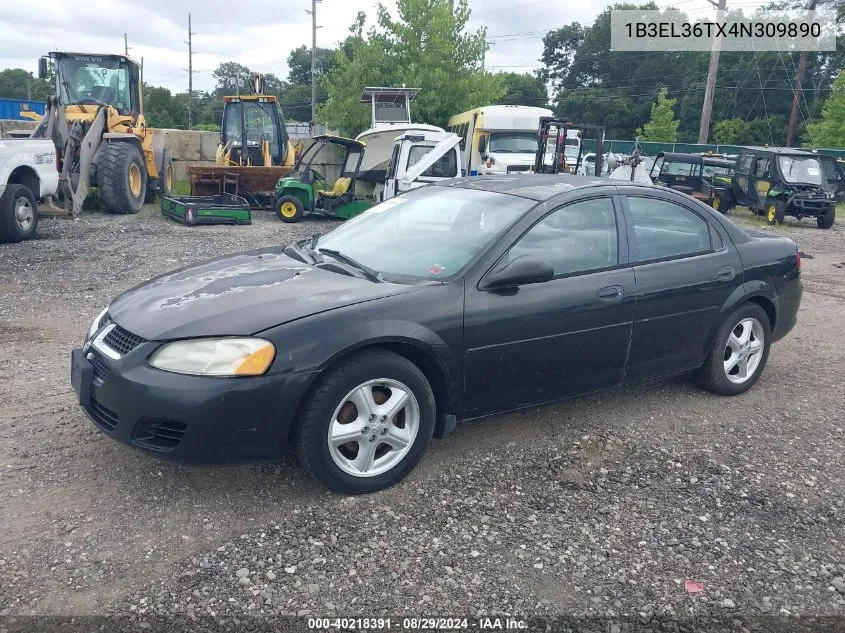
xmin=0 ymin=0 xmax=842 ymax=147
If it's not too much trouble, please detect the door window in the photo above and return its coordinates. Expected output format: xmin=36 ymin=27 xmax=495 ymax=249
xmin=753 ymin=157 xmax=770 ymax=178
xmin=507 ymin=198 xmax=618 ymax=276
xmin=627 ymin=197 xmax=712 ymax=262
xmin=737 ymin=152 xmax=754 ymax=174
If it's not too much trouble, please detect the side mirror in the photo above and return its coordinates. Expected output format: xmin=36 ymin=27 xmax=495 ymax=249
xmin=481 ymin=255 xmax=554 ymax=291
xmin=38 ymin=57 xmax=48 ymax=80
xmin=478 ymin=136 xmax=488 ymax=156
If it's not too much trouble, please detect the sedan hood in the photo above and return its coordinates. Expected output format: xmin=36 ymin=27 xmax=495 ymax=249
xmin=108 ymin=246 xmax=417 ymax=340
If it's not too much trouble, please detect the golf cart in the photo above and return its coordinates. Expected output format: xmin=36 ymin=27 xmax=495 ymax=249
xmin=274 ymin=135 xmax=373 ymax=223
xmin=649 ymin=152 xmax=735 ymax=202
xmin=716 ymin=147 xmax=836 ymax=228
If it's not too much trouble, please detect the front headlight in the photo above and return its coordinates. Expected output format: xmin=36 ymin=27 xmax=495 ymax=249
xmin=148 ymin=337 xmax=276 ymax=377
xmin=85 ymin=307 xmax=109 ymax=344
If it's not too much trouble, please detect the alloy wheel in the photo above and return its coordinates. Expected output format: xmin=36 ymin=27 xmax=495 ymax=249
xmin=723 ymin=317 xmax=765 ymax=384
xmin=327 ymin=379 xmax=420 ymax=478
xmin=14 ymin=195 xmax=34 ymax=231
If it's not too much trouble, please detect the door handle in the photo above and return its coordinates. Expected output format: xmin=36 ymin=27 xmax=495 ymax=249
xmin=596 ymin=285 xmax=623 ymax=303
xmin=716 ymin=265 xmax=735 ymax=281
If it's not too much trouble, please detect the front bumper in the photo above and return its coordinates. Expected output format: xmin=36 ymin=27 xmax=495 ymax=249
xmin=790 ymin=196 xmax=835 ymax=216
xmin=71 ymin=344 xmax=317 ymax=464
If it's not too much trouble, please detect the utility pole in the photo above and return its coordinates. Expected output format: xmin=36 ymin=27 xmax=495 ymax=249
xmin=183 ymin=14 xmax=197 ymax=130
xmin=698 ymin=0 xmax=727 ymax=143
xmin=124 ymin=33 xmax=129 ymax=56
xmin=26 ymin=73 xmax=31 ymax=100
xmin=786 ymin=0 xmax=817 ymax=146
xmin=306 ymin=0 xmax=322 ymax=128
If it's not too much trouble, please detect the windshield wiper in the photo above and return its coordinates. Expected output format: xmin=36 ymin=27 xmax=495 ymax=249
xmin=286 ymin=234 xmax=323 ymax=264
xmin=317 ymin=248 xmax=382 ymax=283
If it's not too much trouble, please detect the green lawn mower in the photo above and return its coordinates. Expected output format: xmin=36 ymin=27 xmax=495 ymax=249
xmin=274 ymin=135 xmax=373 ymax=223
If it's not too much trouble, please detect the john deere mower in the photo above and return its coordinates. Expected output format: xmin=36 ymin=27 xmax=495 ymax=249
xmin=274 ymin=135 xmax=373 ymax=223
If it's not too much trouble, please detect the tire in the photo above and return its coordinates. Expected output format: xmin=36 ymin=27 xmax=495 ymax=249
xmin=711 ymin=192 xmax=733 ymax=214
xmin=97 ymin=142 xmax=147 ymax=214
xmin=765 ymin=199 xmax=786 ymax=225
xmin=275 ymin=195 xmax=304 ymax=223
xmin=293 ymin=350 xmax=436 ymax=494
xmin=0 ymin=184 xmax=39 ymax=243
xmin=143 ymin=150 xmax=174 ymax=204
xmin=696 ymin=303 xmax=772 ymax=396
xmin=817 ymin=205 xmax=835 ymax=229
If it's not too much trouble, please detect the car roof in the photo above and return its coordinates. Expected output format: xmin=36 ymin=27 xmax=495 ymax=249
xmin=433 ymin=174 xmax=616 ymax=201
xmin=740 ymin=146 xmax=820 ymax=157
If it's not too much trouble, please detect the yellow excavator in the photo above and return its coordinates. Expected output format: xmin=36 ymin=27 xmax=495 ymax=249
xmin=31 ymin=51 xmax=174 ymax=216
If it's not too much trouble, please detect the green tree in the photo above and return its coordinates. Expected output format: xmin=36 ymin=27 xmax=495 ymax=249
xmin=636 ymin=87 xmax=679 ymax=142
xmin=286 ymin=45 xmax=338 ymax=86
xmin=212 ymin=62 xmax=253 ymax=97
xmin=320 ymin=0 xmax=503 ymax=136
xmin=0 ymin=68 xmax=53 ymax=101
xmin=805 ymin=69 xmax=845 ymax=148
xmin=713 ymin=118 xmax=747 ymax=144
xmin=495 ymin=72 xmax=548 ymax=107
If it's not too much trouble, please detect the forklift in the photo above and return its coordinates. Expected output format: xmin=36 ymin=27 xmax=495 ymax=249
xmin=534 ymin=117 xmax=606 ymax=177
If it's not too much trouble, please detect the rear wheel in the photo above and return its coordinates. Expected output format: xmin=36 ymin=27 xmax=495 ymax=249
xmin=293 ymin=350 xmax=436 ymax=493
xmin=696 ymin=303 xmax=771 ymax=396
xmin=766 ymin=200 xmax=786 ymax=225
xmin=711 ymin=192 xmax=733 ymax=214
xmin=817 ymin=205 xmax=835 ymax=229
xmin=144 ymin=149 xmax=174 ymax=203
xmin=275 ymin=195 xmax=304 ymax=223
xmin=98 ymin=143 xmax=147 ymax=214
xmin=0 ymin=184 xmax=38 ymax=243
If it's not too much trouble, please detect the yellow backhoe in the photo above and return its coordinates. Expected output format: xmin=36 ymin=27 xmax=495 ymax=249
xmin=31 ymin=52 xmax=174 ymax=216
xmin=189 ymin=73 xmax=296 ymax=207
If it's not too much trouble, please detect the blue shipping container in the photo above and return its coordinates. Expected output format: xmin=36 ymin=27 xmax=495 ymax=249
xmin=0 ymin=98 xmax=46 ymax=121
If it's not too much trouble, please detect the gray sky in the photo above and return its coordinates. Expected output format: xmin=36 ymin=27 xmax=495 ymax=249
xmin=0 ymin=0 xmax=725 ymax=93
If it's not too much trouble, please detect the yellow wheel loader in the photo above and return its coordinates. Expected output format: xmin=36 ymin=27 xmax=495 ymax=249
xmin=31 ymin=52 xmax=174 ymax=217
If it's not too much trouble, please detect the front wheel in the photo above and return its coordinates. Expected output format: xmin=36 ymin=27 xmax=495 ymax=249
xmin=275 ymin=195 xmax=304 ymax=223
xmin=696 ymin=303 xmax=771 ymax=396
xmin=293 ymin=350 xmax=436 ymax=493
xmin=98 ymin=142 xmax=147 ymax=214
xmin=817 ymin=206 xmax=835 ymax=229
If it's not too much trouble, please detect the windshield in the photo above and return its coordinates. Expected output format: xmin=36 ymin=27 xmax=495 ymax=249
xmin=489 ymin=132 xmax=538 ymax=154
xmin=778 ymin=156 xmax=823 ymax=185
xmin=56 ymin=55 xmax=134 ymax=113
xmin=315 ymin=187 xmax=533 ymax=281
xmin=407 ymin=145 xmax=458 ymax=178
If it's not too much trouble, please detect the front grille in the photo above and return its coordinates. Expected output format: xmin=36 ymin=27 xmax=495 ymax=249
xmin=90 ymin=352 xmax=111 ymax=382
xmin=88 ymin=395 xmax=118 ymax=432
xmin=133 ymin=419 xmax=187 ymax=451
xmin=507 ymin=165 xmax=531 ymax=173
xmin=104 ymin=325 xmax=145 ymax=356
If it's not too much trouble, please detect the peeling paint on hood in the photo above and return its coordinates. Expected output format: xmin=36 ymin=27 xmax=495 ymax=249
xmin=108 ymin=246 xmax=418 ymax=340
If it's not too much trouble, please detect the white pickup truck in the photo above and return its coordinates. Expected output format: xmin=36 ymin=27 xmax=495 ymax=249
xmin=0 ymin=139 xmax=59 ymax=242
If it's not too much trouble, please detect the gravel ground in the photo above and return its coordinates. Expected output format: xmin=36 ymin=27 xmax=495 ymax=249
xmin=0 ymin=203 xmax=844 ymax=631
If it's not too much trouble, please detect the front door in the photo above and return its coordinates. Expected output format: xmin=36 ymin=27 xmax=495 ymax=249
xmin=619 ymin=192 xmax=743 ymax=381
xmin=463 ymin=196 xmax=635 ymax=416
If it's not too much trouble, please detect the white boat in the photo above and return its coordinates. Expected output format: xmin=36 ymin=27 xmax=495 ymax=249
xmin=355 ymin=87 xmax=444 ymax=183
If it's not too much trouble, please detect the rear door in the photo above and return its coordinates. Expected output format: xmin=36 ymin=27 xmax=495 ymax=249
xmin=618 ymin=188 xmax=742 ymax=381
